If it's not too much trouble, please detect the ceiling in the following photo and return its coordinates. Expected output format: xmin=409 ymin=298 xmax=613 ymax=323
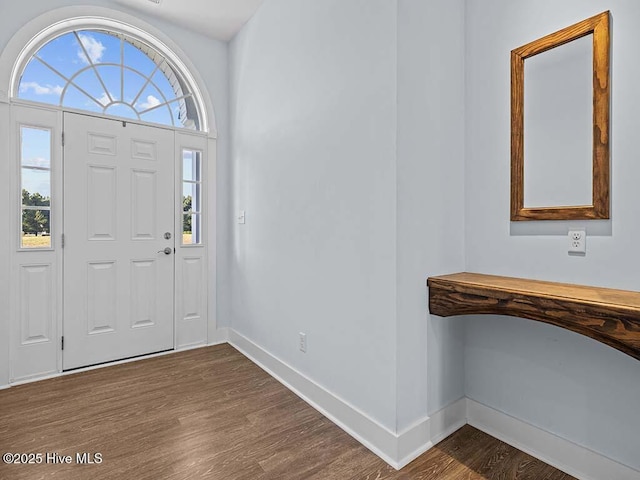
xmin=111 ymin=0 xmax=264 ymax=41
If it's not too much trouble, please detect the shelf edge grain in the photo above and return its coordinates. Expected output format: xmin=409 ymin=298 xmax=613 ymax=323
xmin=427 ymin=273 xmax=640 ymax=361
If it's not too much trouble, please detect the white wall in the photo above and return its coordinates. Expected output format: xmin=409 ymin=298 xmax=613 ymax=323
xmin=396 ymin=0 xmax=466 ymax=430
xmin=229 ymin=0 xmax=399 ymax=430
xmin=465 ymin=0 xmax=640 ymax=470
xmin=0 ymin=0 xmax=230 ymax=385
xmin=229 ymin=0 xmax=468 ymax=436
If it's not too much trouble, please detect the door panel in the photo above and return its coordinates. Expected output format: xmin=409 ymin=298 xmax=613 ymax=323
xmin=87 ymin=261 xmax=117 ymax=334
xmin=63 ymin=113 xmax=175 ymax=370
xmin=130 ymin=260 xmax=157 ymax=328
xmin=20 ymin=264 xmax=53 ymax=344
xmin=87 ymin=165 xmax=117 ymax=240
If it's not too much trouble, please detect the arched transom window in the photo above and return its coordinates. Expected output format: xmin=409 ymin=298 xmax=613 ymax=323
xmin=17 ymin=29 xmax=201 ymax=130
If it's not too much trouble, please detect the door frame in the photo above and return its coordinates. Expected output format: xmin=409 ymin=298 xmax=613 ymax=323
xmin=5 ymin=102 xmax=217 ymax=384
xmin=0 ymin=7 xmax=221 ymax=387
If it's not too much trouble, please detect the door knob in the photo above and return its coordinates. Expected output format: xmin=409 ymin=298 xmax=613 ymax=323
xmin=158 ymin=247 xmax=172 ymax=255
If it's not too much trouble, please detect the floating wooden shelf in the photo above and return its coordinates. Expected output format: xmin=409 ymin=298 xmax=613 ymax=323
xmin=427 ymin=272 xmax=640 ymax=361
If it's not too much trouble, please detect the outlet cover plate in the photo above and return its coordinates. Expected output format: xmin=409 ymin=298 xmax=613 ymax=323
xmin=568 ymin=230 xmax=586 ymax=254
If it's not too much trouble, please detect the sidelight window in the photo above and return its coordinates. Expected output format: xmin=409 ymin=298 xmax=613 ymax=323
xmin=20 ymin=126 xmax=52 ymax=249
xmin=182 ymin=149 xmax=202 ymax=245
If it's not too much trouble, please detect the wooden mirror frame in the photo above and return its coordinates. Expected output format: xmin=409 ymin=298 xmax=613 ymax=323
xmin=511 ymin=11 xmax=610 ymax=221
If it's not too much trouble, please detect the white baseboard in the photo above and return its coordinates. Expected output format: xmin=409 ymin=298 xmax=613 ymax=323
xmin=396 ymin=397 xmax=467 ymax=468
xmin=467 ymin=398 xmax=640 ymax=480
xmin=228 ymin=329 xmax=467 ymax=469
xmin=228 ymin=329 xmax=399 ymax=466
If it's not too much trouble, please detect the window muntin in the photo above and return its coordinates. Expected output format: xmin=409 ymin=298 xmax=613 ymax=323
xmin=20 ymin=126 xmax=52 ymax=249
xmin=17 ymin=29 xmax=200 ymax=130
xmin=182 ymin=149 xmax=202 ymax=245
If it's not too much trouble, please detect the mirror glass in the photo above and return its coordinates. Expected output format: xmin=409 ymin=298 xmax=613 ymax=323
xmin=523 ymin=34 xmax=592 ymax=208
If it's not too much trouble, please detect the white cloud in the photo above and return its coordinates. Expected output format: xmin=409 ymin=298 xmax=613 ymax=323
xmin=97 ymin=92 xmax=114 ymax=107
xmin=137 ymin=95 xmax=161 ymax=111
xmin=20 ymin=82 xmax=63 ymax=96
xmin=78 ymin=34 xmax=105 ymax=64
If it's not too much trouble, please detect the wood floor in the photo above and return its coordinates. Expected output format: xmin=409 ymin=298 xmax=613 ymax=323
xmin=0 ymin=344 xmax=574 ymax=480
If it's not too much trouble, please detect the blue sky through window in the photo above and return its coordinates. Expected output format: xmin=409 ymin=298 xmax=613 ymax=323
xmin=21 ymin=127 xmax=51 ymax=198
xmin=18 ymin=30 xmax=191 ymax=129
xmin=19 ymin=58 xmax=65 ymax=104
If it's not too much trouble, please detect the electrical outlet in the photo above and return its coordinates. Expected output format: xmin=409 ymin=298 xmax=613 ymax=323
xmin=299 ymin=332 xmax=307 ymax=353
xmin=568 ymin=230 xmax=586 ymax=254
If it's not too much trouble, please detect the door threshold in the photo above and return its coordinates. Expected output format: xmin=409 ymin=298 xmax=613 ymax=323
xmin=63 ymin=348 xmax=175 ymax=373
xmin=11 ymin=346 xmax=216 ymax=388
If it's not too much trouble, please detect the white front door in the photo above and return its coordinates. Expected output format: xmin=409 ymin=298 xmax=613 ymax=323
xmin=63 ymin=112 xmax=175 ymax=370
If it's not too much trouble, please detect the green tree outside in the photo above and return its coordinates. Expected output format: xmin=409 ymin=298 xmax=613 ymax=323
xmin=183 ymin=195 xmax=192 ymax=233
xmin=22 ymin=189 xmax=50 ymax=235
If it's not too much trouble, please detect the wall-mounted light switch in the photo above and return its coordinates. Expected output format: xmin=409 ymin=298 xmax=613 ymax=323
xmin=238 ymin=210 xmax=246 ymax=224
